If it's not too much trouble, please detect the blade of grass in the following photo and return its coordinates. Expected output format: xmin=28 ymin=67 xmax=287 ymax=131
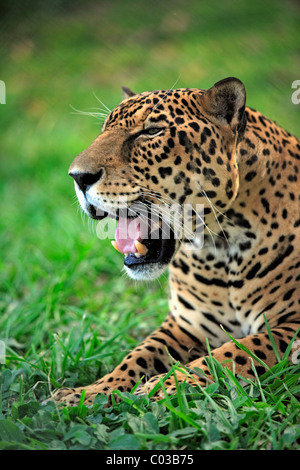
xmin=263 ymin=315 xmax=281 ymax=362
xmin=222 ymin=367 xmax=254 ymax=407
xmin=249 ymin=357 xmax=266 ymax=402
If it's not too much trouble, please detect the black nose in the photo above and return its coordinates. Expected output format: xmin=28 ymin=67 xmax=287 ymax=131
xmin=69 ymin=169 xmax=104 ymax=193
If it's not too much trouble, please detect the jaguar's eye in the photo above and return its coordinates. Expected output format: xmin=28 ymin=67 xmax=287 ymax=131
xmin=142 ymin=127 xmax=163 ymax=136
xmin=134 ymin=127 xmax=164 ymax=140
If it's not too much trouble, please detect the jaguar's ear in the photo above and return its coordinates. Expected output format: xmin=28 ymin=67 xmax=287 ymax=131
xmin=121 ymin=86 xmax=136 ymax=100
xmin=199 ymin=78 xmax=246 ymax=135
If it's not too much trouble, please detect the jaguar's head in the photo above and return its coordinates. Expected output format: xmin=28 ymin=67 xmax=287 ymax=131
xmin=69 ymin=78 xmax=246 ymax=280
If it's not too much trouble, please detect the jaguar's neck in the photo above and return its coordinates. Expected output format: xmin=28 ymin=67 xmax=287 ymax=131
xmin=233 ymin=108 xmax=299 ymax=227
xmin=168 ymin=110 xmax=299 ymax=345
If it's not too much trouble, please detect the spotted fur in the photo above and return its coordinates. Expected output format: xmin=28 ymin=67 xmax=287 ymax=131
xmin=53 ymin=78 xmax=300 ymax=405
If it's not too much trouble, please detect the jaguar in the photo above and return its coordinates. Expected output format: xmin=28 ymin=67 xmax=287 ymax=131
xmin=53 ymin=77 xmax=300 ymax=405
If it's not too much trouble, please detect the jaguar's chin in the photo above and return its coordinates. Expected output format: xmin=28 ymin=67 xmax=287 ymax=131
xmin=124 ymin=261 xmax=169 ymax=281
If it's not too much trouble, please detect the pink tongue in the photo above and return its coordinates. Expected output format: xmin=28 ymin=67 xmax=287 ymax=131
xmin=115 ymin=218 xmax=142 ymax=254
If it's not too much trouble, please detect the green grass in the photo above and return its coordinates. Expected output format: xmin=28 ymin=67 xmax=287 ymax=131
xmin=0 ymin=0 xmax=299 ymax=451
xmin=1 ymin=347 xmax=299 ymax=450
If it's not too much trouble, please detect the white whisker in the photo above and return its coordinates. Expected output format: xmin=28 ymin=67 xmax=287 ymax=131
xmin=200 ymin=189 xmax=229 ymax=246
xmin=127 ymin=202 xmax=172 ymax=240
xmin=138 ymin=185 xmax=221 ymax=252
xmin=92 ymin=91 xmax=111 ymax=113
xmin=200 ymin=188 xmax=230 ymax=221
xmin=138 ymin=192 xmax=201 ymax=242
xmin=69 ymin=104 xmax=109 ymax=122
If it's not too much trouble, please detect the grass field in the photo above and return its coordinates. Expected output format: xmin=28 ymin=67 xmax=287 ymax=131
xmin=0 ymin=0 xmax=299 ymax=450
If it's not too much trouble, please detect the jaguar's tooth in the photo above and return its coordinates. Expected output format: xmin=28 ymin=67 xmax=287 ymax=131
xmin=134 ymin=240 xmax=148 ymax=256
xmin=111 ymin=240 xmax=122 ymax=253
xmin=135 ymin=253 xmax=142 ymax=258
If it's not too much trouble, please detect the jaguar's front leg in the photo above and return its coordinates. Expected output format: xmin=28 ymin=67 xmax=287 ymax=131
xmin=137 ymin=321 xmax=300 ymax=400
xmin=51 ymin=313 xmax=205 ymax=406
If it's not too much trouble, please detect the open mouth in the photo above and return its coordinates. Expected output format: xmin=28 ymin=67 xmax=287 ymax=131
xmin=88 ymin=203 xmax=176 ymax=275
xmin=112 ymin=213 xmax=176 ymax=270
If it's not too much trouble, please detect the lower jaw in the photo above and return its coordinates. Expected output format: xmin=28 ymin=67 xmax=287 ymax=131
xmin=123 ymin=237 xmax=177 ymax=280
xmin=87 ymin=204 xmax=177 ymax=279
xmin=124 ymin=261 xmax=169 ymax=280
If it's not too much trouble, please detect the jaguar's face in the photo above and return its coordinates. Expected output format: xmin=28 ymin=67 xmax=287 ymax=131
xmin=69 ymin=79 xmax=246 ymax=280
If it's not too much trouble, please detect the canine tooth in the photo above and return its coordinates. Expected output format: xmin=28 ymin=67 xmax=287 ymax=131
xmin=111 ymin=240 xmax=122 ymax=253
xmin=134 ymin=240 xmax=148 ymax=256
xmin=135 ymin=253 xmax=142 ymax=258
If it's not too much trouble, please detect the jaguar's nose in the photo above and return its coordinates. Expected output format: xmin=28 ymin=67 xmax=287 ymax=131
xmin=69 ymin=168 xmax=104 ymax=193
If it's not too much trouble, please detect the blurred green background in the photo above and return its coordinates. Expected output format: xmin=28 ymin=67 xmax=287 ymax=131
xmin=0 ymin=0 xmax=299 ymax=353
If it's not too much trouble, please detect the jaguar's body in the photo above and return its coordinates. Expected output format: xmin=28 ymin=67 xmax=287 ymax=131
xmin=54 ymin=78 xmax=300 ymax=405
